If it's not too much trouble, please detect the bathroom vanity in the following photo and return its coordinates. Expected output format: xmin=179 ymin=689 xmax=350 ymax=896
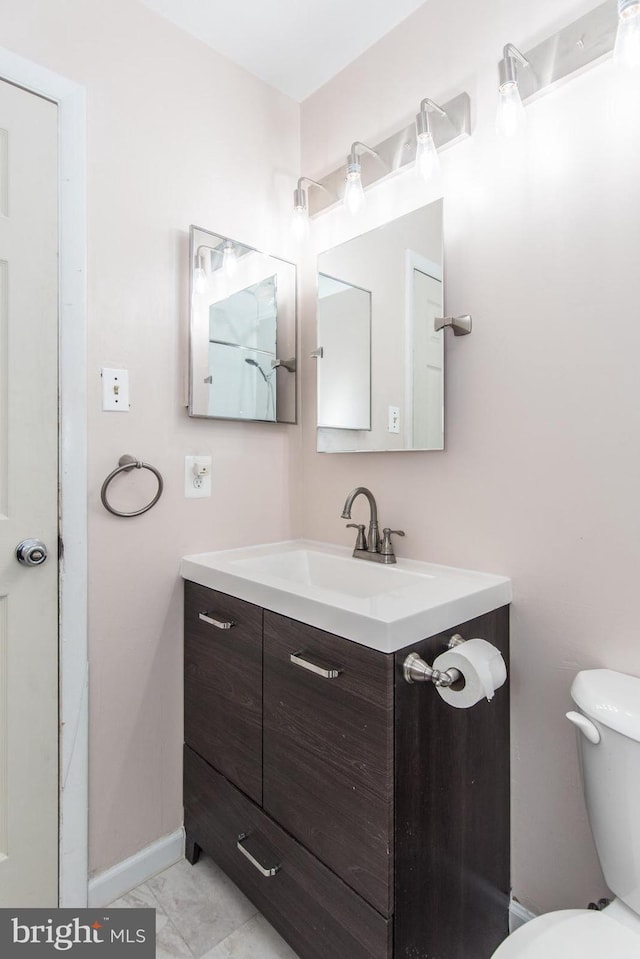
xmin=181 ymin=541 xmax=511 ymax=959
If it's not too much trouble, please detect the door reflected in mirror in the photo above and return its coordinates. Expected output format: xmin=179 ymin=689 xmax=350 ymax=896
xmin=317 ymin=275 xmax=371 ymax=431
xmin=316 ymin=200 xmax=443 ymax=452
xmin=189 ymin=226 xmax=297 ymax=423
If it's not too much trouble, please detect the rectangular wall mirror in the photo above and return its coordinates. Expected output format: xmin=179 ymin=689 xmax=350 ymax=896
xmin=189 ymin=226 xmax=297 ymax=423
xmin=316 ymin=199 xmax=443 ymax=452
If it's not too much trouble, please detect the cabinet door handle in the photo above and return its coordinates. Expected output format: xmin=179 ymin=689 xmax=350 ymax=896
xmin=198 ymin=611 xmax=235 ymax=630
xmin=236 ymin=833 xmax=280 ymax=877
xmin=290 ymin=651 xmax=341 ymax=679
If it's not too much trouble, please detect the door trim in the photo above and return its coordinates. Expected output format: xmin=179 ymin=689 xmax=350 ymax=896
xmin=0 ymin=49 xmax=88 ymax=907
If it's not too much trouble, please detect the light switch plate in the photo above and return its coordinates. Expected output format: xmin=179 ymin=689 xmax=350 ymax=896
xmin=185 ymin=455 xmax=212 ymax=498
xmin=101 ymin=368 xmax=130 ymax=411
xmin=388 ymin=405 xmax=400 ymax=434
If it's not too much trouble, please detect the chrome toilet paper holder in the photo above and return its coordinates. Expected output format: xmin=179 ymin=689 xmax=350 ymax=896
xmin=403 ymin=633 xmax=466 ymax=686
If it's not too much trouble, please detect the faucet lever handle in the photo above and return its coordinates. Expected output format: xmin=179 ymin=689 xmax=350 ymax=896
xmin=346 ymin=523 xmax=367 ymax=551
xmin=380 ymin=528 xmax=405 ymax=556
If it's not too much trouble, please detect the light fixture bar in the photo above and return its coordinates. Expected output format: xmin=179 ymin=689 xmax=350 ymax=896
xmin=501 ymin=1 xmax=618 ymax=105
xmin=308 ymin=91 xmax=471 ymax=216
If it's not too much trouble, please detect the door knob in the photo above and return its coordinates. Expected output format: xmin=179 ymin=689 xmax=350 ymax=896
xmin=16 ymin=538 xmax=48 ymax=567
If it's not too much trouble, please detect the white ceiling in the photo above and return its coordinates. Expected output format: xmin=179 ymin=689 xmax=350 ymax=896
xmin=138 ymin=0 xmax=429 ymax=102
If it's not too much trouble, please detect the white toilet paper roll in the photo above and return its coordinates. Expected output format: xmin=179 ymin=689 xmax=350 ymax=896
xmin=432 ymin=638 xmax=507 ymax=709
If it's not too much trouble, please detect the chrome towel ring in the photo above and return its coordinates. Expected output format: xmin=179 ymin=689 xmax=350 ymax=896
xmin=101 ymin=454 xmax=164 ymax=517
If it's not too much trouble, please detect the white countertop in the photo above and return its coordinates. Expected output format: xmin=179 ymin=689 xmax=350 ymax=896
xmin=180 ymin=540 xmax=511 ymax=653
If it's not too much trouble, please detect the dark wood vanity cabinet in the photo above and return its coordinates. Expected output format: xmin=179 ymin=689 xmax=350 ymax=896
xmin=262 ymin=612 xmax=395 ymax=917
xmin=184 ymin=582 xmax=262 ymax=804
xmin=184 ymin=582 xmax=510 ymax=959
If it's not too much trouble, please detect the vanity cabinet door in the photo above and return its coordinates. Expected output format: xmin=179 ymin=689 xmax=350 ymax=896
xmin=262 ymin=612 xmax=394 ymax=917
xmin=184 ymin=582 xmax=262 ymax=804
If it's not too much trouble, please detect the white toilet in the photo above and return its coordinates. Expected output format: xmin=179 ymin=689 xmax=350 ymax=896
xmin=493 ymin=668 xmax=640 ymax=958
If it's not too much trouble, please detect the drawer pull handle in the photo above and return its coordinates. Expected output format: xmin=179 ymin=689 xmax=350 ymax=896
xmin=237 ymin=833 xmax=280 ymax=877
xmin=290 ymin=652 xmax=341 ymax=679
xmin=199 ymin=611 xmax=235 ymax=630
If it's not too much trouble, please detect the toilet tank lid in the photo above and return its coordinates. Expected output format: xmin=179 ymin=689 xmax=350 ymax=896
xmin=571 ymin=669 xmax=640 ymax=742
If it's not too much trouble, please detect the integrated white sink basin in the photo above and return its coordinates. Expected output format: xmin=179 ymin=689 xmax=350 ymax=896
xmin=180 ymin=540 xmax=511 ymax=653
xmin=231 ymin=548 xmax=431 ymax=598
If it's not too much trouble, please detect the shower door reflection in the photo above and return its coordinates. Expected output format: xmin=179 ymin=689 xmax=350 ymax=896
xmin=207 ymin=277 xmax=278 ymax=421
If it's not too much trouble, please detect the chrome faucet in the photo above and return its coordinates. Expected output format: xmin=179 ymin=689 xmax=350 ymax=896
xmin=341 ymin=487 xmax=405 ymax=565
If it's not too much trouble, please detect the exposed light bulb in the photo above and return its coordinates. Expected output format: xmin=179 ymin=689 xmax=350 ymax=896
xmin=222 ymin=241 xmax=238 ymax=277
xmin=615 ymin=0 xmax=640 ymax=70
xmin=194 ymin=267 xmax=207 ymax=294
xmin=496 ymin=81 xmax=526 ymax=139
xmin=344 ymin=165 xmax=365 ymax=215
xmin=415 ymin=99 xmax=446 ymax=182
xmin=292 ymin=206 xmax=309 ymax=240
xmin=415 ymin=132 xmax=440 ymax=181
xmin=496 ymin=45 xmax=528 ymax=140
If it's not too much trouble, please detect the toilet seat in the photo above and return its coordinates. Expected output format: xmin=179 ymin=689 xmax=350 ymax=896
xmin=492 ymin=908 xmax=640 ymax=958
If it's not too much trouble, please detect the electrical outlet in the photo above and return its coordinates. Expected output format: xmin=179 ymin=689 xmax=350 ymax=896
xmin=185 ymin=455 xmax=212 ymax=498
xmin=388 ymin=405 xmax=400 ymax=434
xmin=101 ymin=368 xmax=130 ymax=411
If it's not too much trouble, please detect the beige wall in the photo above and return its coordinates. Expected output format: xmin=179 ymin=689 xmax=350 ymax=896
xmin=0 ymin=0 xmax=299 ymax=875
xmin=300 ymin=0 xmax=640 ymax=916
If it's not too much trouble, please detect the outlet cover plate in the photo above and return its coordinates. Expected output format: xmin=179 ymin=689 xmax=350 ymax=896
xmin=185 ymin=455 xmax=211 ymax=498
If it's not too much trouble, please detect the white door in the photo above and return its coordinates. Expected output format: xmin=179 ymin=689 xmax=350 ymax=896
xmin=412 ymin=269 xmax=443 ymax=449
xmin=0 ymin=79 xmax=59 ymax=906
xmin=317 ymin=276 xmax=371 ymax=430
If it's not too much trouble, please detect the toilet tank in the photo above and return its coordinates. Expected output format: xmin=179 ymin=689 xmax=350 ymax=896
xmin=571 ymin=669 xmax=640 ymax=914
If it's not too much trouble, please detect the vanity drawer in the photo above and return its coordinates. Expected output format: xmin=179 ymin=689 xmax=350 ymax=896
xmin=184 ymin=746 xmax=391 ymax=959
xmin=184 ymin=582 xmax=262 ymax=804
xmin=262 ymin=611 xmax=394 ymax=917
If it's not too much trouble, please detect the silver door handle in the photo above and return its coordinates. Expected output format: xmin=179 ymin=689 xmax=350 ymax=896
xmin=236 ymin=834 xmax=280 ymax=877
xmin=198 ymin=612 xmax=235 ymax=630
xmin=16 ymin=539 xmax=48 ymax=567
xmin=290 ymin=652 xmax=341 ymax=679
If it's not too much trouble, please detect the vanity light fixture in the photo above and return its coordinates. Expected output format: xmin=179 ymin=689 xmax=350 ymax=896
xmin=495 ymin=3 xmax=627 ymax=141
xmin=415 ymin=98 xmax=446 ymax=180
xmin=304 ymin=94 xmax=470 ymax=217
xmin=344 ymin=142 xmax=382 ymax=216
xmin=615 ymin=0 xmax=640 ymax=69
xmin=496 ymin=44 xmax=529 ymax=139
xmin=292 ymin=177 xmax=331 ymax=240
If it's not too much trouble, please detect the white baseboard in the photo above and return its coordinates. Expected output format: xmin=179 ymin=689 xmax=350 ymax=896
xmin=509 ymin=898 xmax=537 ymax=933
xmin=88 ymin=828 xmax=185 ymax=907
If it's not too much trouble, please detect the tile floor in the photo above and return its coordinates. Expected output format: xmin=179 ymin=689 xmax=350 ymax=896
xmin=110 ymin=855 xmax=300 ymax=959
